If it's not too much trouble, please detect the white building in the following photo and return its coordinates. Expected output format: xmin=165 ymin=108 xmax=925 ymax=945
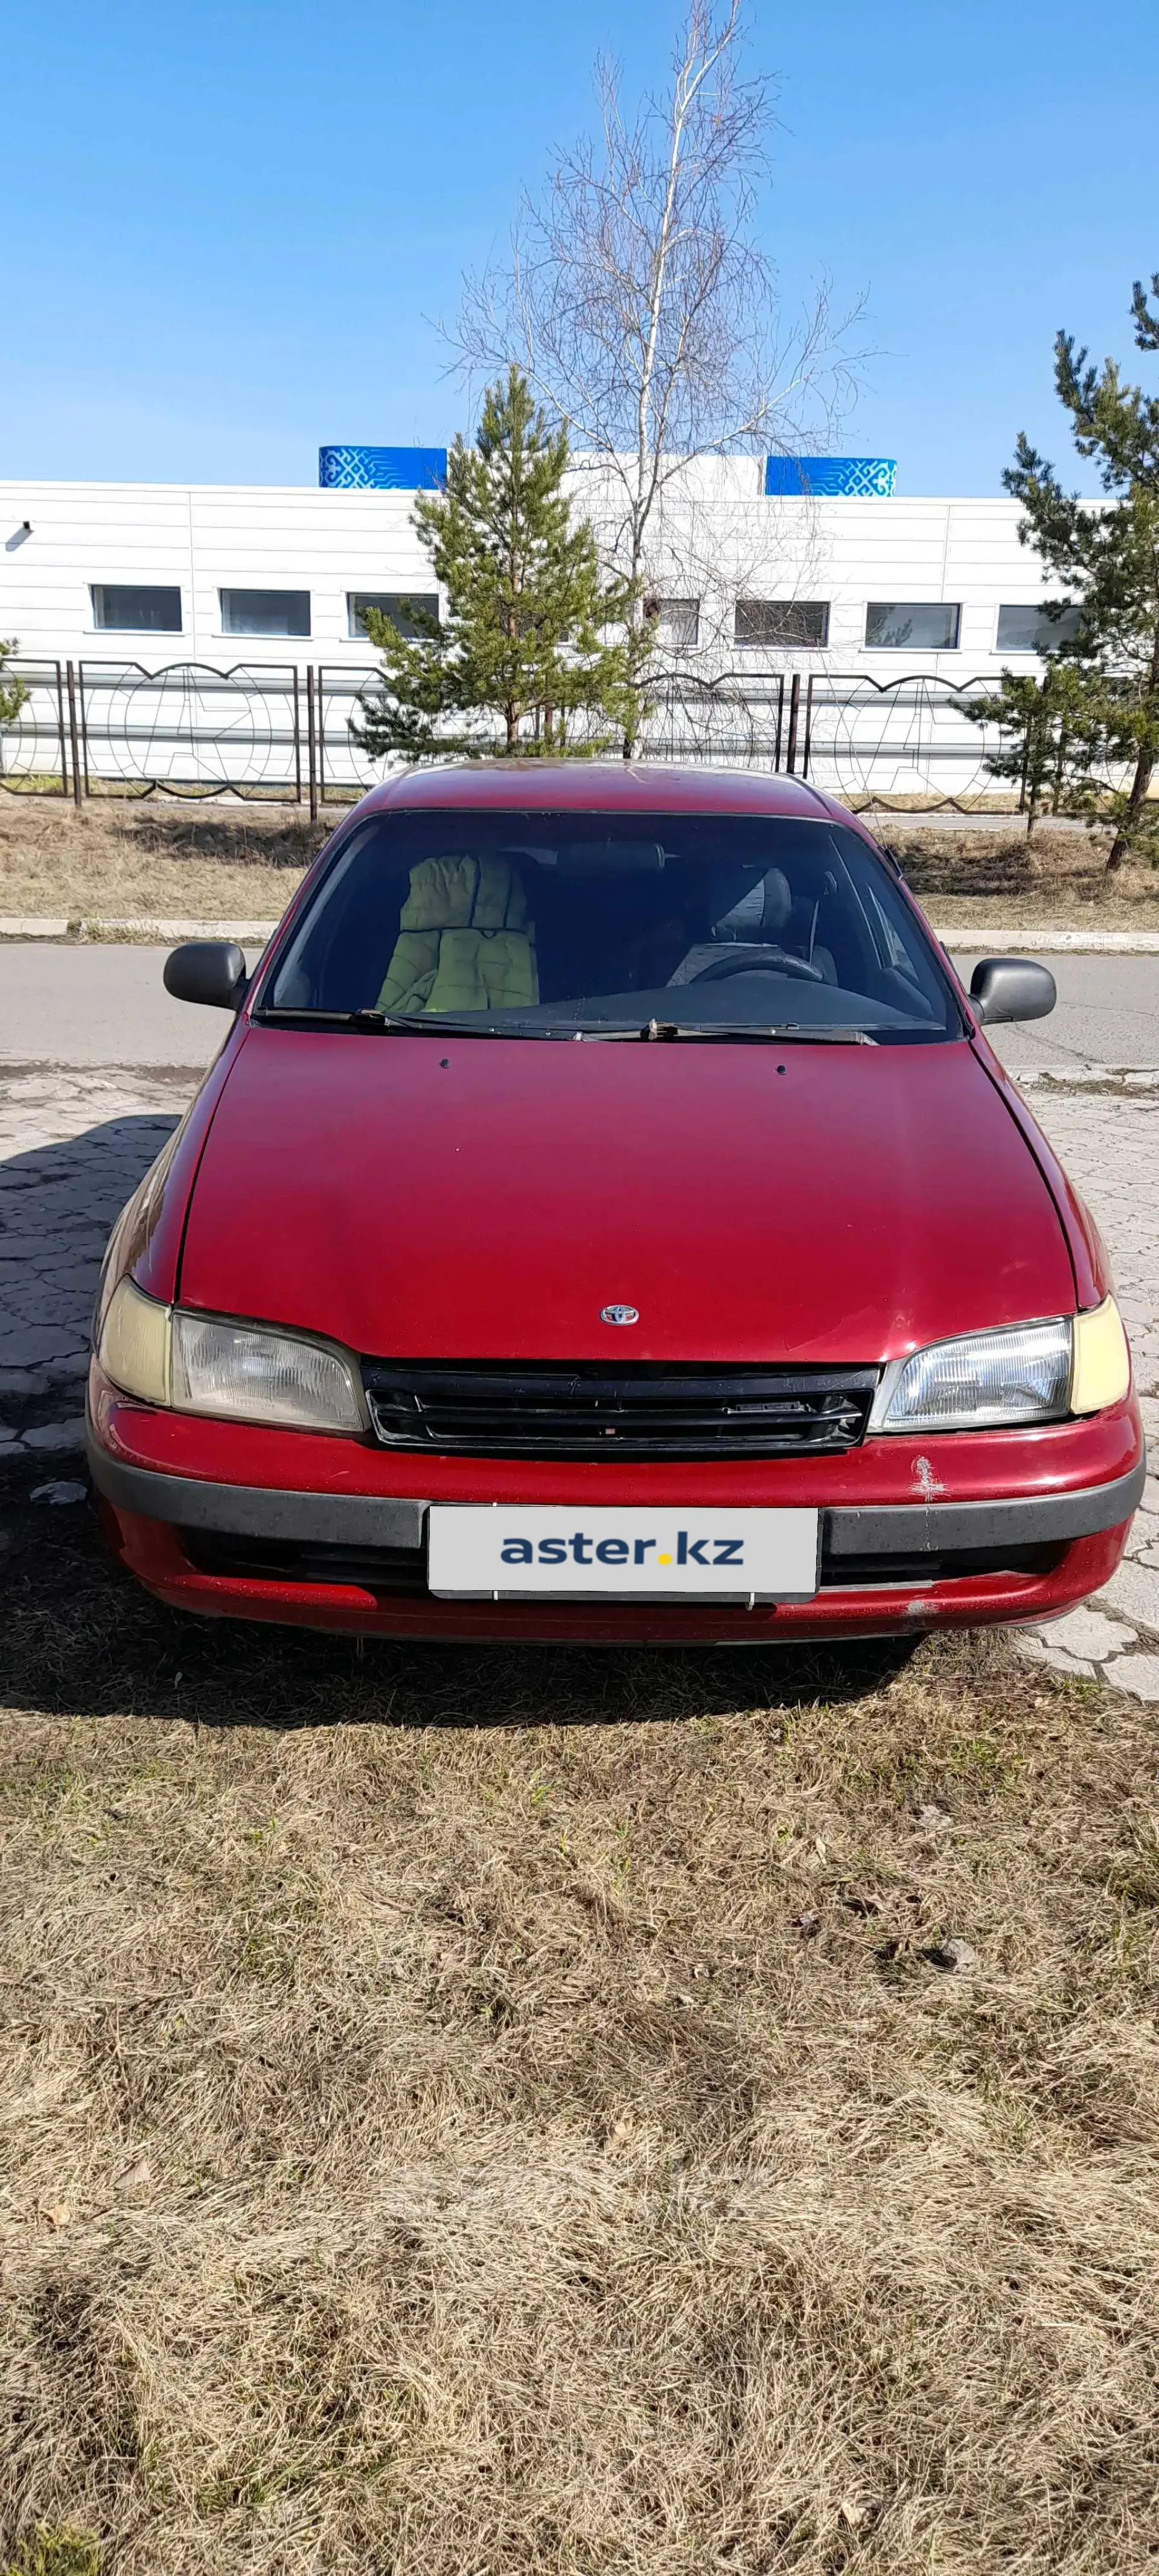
xmin=0 ymin=451 xmax=1071 ymax=802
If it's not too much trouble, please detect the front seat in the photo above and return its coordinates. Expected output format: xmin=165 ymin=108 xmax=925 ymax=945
xmin=378 ymin=856 xmax=538 ymax=1015
xmin=715 ymin=865 xmax=794 ymax=944
xmin=716 ymin=867 xmax=838 ymax=982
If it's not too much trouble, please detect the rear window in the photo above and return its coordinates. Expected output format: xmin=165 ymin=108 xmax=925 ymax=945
xmin=261 ymin=810 xmax=960 ymax=1041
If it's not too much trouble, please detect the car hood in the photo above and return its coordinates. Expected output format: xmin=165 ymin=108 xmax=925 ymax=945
xmin=173 ymin=1027 xmax=1075 ymax=1363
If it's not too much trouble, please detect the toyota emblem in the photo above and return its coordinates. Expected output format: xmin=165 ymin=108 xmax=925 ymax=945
xmin=600 ymin=1304 xmax=639 ymax=1326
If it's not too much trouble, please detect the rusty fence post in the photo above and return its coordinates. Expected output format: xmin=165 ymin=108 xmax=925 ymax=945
xmin=293 ymin=667 xmax=302 ymax=804
xmin=54 ymin=662 xmax=69 ymax=797
xmin=785 ymin=673 xmax=801 ymax=776
xmin=316 ymin=665 xmax=326 ymax=805
xmin=77 ymin=662 xmax=91 ymax=794
xmin=306 ymin=666 xmax=318 ymax=820
xmin=65 ymin=662 xmax=83 ymax=806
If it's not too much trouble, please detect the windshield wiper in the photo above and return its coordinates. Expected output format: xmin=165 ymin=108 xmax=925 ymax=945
xmin=251 ymin=1006 xmax=524 ymax=1036
xmin=252 ymin=1005 xmax=409 ymax=1029
xmin=251 ymin=1006 xmax=628 ymax=1039
xmin=251 ymin=1007 xmax=688 ymax=1040
xmin=574 ymin=1019 xmax=879 ymax=1044
xmin=251 ymin=1006 xmax=878 ymax=1044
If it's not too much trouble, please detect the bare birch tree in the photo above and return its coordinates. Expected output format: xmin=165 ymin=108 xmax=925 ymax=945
xmin=452 ymin=2 xmax=864 ymax=746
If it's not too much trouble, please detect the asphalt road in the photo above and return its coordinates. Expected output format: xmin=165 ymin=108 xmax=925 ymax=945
xmin=0 ymin=942 xmax=1155 ymax=1072
xmin=957 ymin=951 xmax=1159 ymax=1073
xmin=0 ymin=945 xmax=267 ymax=1071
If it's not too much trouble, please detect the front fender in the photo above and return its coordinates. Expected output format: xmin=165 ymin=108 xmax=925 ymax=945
xmin=94 ymin=1031 xmax=248 ymax=1336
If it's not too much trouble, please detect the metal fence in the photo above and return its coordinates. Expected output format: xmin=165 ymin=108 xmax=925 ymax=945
xmin=641 ymin=671 xmax=1008 ymax=806
xmin=0 ymin=656 xmax=1027 ymax=811
xmin=0 ymin=660 xmax=383 ymax=814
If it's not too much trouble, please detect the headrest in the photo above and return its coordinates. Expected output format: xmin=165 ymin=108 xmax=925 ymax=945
xmin=399 ymin=856 xmax=529 ymax=933
xmin=716 ymin=866 xmax=793 ymax=939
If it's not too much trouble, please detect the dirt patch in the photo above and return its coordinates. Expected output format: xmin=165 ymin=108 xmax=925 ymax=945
xmin=2 ymin=1460 xmax=1159 ymax=2571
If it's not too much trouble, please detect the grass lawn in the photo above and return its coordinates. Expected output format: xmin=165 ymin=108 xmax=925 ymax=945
xmin=2 ymin=1456 xmax=1158 ymax=2572
xmin=2 ymin=797 xmax=1158 ymax=938
xmin=890 ymin=824 xmax=1159 ymax=937
xmin=0 ymin=804 xmax=328 ymax=924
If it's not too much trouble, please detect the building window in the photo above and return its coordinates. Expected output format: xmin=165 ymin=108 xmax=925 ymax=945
xmin=91 ymin=584 xmax=182 ymax=633
xmin=347 ymin=591 xmax=440 ymax=640
xmin=996 ymin=602 xmax=1082 ymax=653
xmin=735 ymin=599 xmax=830 ymax=648
xmin=645 ymin=596 xmax=701 ymax=649
xmin=220 ymin=589 xmax=311 ymax=638
xmin=865 ymin=601 xmax=960 ymax=651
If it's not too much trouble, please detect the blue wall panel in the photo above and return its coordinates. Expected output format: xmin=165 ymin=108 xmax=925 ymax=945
xmin=764 ymin=456 xmax=896 ymax=497
xmin=321 ymin=446 xmax=895 ymax=497
xmin=319 ymin=445 xmax=448 ymax=490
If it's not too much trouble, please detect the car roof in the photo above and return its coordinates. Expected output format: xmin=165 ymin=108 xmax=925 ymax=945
xmin=357 ymin=762 xmax=858 ymax=825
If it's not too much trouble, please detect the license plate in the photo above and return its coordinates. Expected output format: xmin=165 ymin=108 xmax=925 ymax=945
xmin=426 ymin=1506 xmax=819 ymax=1600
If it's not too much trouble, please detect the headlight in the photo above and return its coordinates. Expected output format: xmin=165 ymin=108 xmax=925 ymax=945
xmin=171 ymin=1312 xmax=363 ymax=1433
xmin=97 ymin=1279 xmax=364 ymax=1434
xmin=870 ymin=1297 xmax=1130 ymax=1434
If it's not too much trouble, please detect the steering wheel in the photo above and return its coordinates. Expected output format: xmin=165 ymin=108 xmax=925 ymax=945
xmin=688 ymin=945 xmax=826 ymax=986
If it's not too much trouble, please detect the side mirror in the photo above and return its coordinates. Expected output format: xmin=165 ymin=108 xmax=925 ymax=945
xmin=970 ymin=957 xmax=1056 ymax=1026
xmin=163 ymin=941 xmax=249 ymax=1011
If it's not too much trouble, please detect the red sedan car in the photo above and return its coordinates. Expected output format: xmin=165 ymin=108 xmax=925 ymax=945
xmin=88 ymin=765 xmax=1143 ymax=1644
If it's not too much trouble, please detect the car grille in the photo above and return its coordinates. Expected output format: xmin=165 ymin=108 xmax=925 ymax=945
xmin=823 ymin=1541 xmax=1062 ymax=1590
xmin=180 ymin=1531 xmax=427 ymax=1594
xmin=179 ymin=1530 xmax=1062 ymax=1597
xmin=360 ymin=1360 xmax=880 ymax=1460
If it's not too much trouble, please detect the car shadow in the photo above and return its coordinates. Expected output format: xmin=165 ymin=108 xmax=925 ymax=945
xmin=0 ymin=1465 xmax=921 ymax=1731
xmin=0 ymin=1111 xmax=921 ymax=1731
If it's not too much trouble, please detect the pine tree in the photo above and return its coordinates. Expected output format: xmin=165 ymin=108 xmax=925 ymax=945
xmin=1004 ymin=271 xmax=1159 ymax=871
xmin=0 ymin=640 xmax=27 ymax=730
xmin=963 ymin=659 xmax=1100 ymax=839
xmin=351 ymin=368 xmax=648 ymax=762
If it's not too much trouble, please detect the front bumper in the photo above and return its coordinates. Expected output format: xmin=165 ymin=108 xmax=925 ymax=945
xmin=87 ymin=1370 xmax=1146 ymax=1643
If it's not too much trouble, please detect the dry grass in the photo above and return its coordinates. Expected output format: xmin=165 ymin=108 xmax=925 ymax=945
xmin=3 ymin=1463 xmax=1159 ymax=2571
xmin=0 ymin=803 xmax=327 ymax=922
xmin=888 ymin=825 xmax=1159 ymax=935
xmin=2 ymin=798 xmax=1158 ymax=936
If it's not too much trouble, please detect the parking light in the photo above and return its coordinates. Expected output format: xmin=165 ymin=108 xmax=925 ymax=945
xmin=1070 ymin=1295 xmax=1131 ymax=1414
xmin=97 ymin=1276 xmax=171 ymax=1407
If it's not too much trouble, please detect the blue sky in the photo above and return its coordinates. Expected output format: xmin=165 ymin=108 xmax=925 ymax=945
xmin=2 ymin=0 xmax=1155 ymax=494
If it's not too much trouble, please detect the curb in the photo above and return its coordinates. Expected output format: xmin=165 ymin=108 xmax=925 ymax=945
xmin=0 ymin=917 xmax=279 ymax=943
xmin=1 ymin=915 xmax=1158 ymax=954
xmin=1015 ymin=1066 xmax=1159 ymax=1090
xmin=934 ymin=927 xmax=1159 ymax=953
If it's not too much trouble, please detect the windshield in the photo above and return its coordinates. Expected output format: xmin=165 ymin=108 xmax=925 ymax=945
xmin=260 ymin=810 xmax=960 ymax=1040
